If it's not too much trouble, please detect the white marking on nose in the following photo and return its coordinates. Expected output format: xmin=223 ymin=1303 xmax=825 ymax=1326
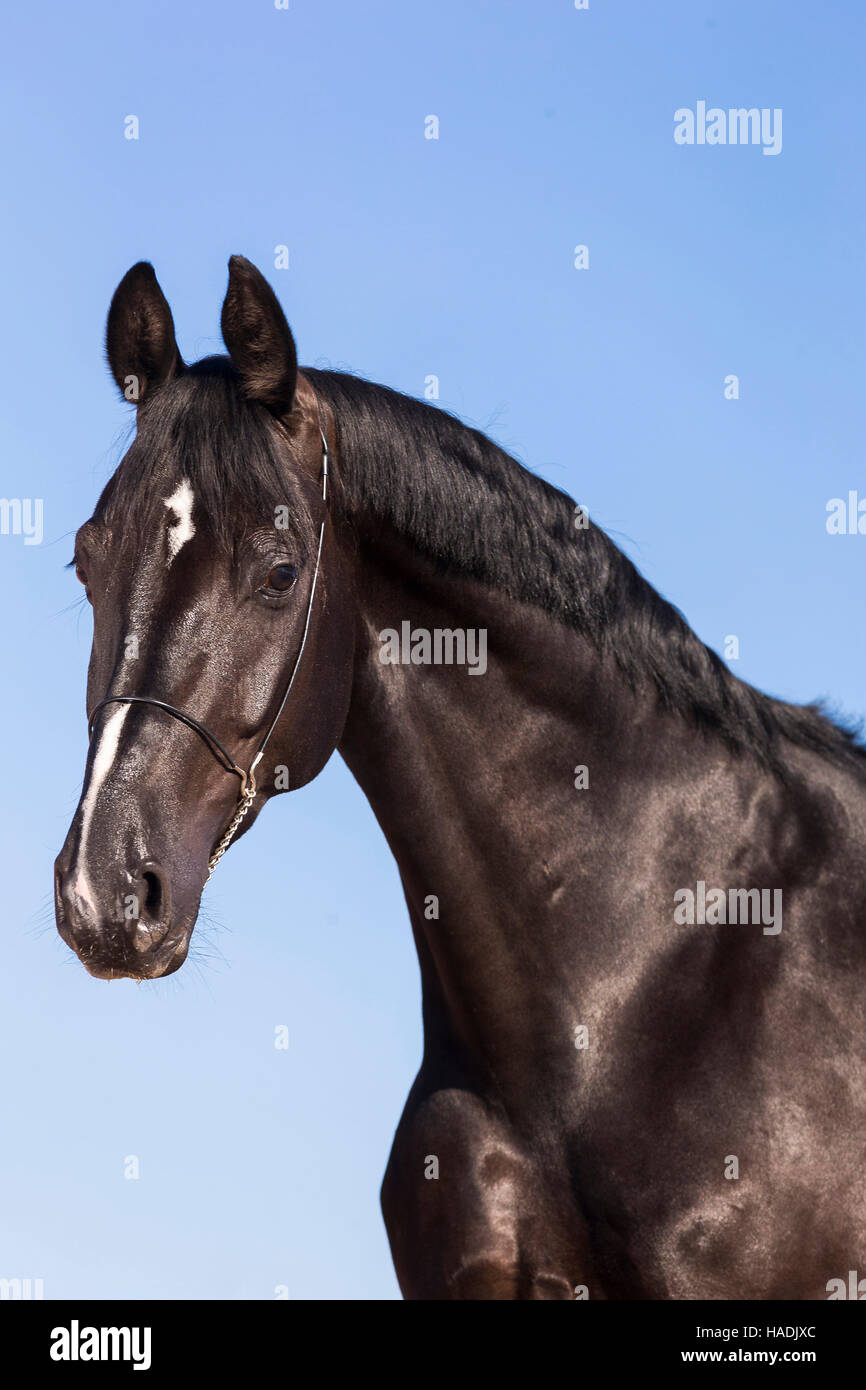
xmin=163 ymin=478 xmax=196 ymax=563
xmin=74 ymin=703 xmax=130 ymax=912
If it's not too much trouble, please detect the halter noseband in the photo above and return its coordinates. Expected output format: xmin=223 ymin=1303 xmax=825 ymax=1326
xmin=86 ymin=427 xmax=330 ymax=879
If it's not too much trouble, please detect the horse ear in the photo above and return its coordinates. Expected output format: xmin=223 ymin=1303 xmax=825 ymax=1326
xmin=220 ymin=255 xmax=298 ymax=418
xmin=105 ymin=262 xmax=183 ymax=404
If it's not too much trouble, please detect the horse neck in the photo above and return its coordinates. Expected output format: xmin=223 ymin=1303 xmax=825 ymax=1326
xmin=337 ymin=527 xmax=700 ymax=1053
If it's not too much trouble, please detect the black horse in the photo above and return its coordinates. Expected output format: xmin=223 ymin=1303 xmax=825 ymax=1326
xmin=55 ymin=257 xmax=866 ymax=1299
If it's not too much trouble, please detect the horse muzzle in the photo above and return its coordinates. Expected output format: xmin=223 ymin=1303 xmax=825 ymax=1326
xmin=54 ymin=851 xmax=195 ymax=980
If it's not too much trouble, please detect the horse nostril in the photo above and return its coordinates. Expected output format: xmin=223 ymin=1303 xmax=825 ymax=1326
xmin=142 ymin=870 xmax=162 ymax=918
xmin=129 ymin=863 xmax=171 ymax=950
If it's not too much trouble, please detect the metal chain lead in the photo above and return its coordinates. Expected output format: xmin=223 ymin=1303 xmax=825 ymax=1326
xmin=206 ymin=777 xmax=257 ymax=879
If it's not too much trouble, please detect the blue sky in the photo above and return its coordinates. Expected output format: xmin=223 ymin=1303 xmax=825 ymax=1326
xmin=1 ymin=0 xmax=865 ymax=1300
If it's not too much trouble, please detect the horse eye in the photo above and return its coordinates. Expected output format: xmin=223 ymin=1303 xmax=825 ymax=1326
xmin=265 ymin=564 xmax=298 ymax=593
xmin=74 ymin=562 xmax=88 ymax=586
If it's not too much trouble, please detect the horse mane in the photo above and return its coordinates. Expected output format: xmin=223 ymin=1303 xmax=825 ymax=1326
xmin=306 ymin=367 xmax=866 ymax=773
xmin=94 ymin=355 xmax=864 ymax=772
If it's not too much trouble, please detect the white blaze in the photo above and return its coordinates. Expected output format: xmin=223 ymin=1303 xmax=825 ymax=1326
xmin=74 ymin=703 xmax=129 ymax=912
xmin=163 ymin=478 xmax=196 ymax=562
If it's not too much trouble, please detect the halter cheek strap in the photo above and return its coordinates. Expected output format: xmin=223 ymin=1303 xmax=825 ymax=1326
xmin=87 ymin=428 xmax=330 ymax=879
